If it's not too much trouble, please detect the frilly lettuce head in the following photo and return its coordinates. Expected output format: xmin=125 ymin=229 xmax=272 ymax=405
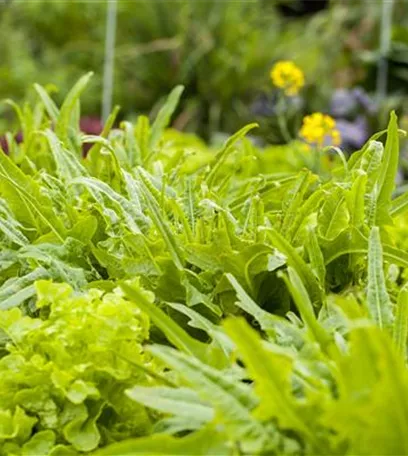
xmin=0 ymin=280 xmax=161 ymax=455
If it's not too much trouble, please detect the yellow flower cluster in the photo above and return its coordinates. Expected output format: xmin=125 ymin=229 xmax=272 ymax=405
xmin=270 ymin=60 xmax=305 ymax=96
xmin=300 ymin=113 xmax=341 ymax=147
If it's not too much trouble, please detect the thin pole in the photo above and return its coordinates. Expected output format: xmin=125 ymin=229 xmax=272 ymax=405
xmin=102 ymin=0 xmax=118 ymax=122
xmin=376 ymin=0 xmax=395 ymax=103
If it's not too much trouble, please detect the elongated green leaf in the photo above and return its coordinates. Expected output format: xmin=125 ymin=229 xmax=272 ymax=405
xmin=121 ymin=283 xmax=208 ymax=363
xmin=393 ymin=284 xmax=408 ymax=358
xmin=33 ymin=84 xmax=59 ymax=122
xmin=280 ymin=267 xmax=331 ymax=351
xmin=376 ymin=112 xmax=399 ymax=225
xmin=346 ymin=170 xmax=367 ymax=229
xmin=281 ymin=169 xmax=313 ymax=238
xmin=0 ymin=268 xmax=48 ymax=310
xmin=318 ymin=187 xmax=349 ymax=241
xmin=0 ymin=285 xmax=36 ymax=311
xmin=367 ymin=227 xmax=393 ymax=330
xmin=306 ymin=228 xmax=325 ymax=286
xmin=206 ymin=123 xmax=258 ymax=188
xmin=329 ymin=326 xmax=408 ymax=456
xmin=150 ymin=85 xmax=184 ymax=150
xmin=94 ymin=426 xmax=228 ymax=456
xmin=121 ymin=120 xmax=140 ymax=166
xmin=226 ymin=273 xmax=277 ymax=331
xmin=136 ymin=168 xmax=184 ymax=269
xmin=135 ymin=115 xmax=151 ymax=164
xmin=223 ymin=318 xmax=319 ymax=448
xmin=148 ymin=344 xmax=267 ymax=454
xmin=126 ymin=386 xmax=214 ymax=422
xmin=122 ymin=170 xmax=143 ymax=213
xmin=57 ymin=72 xmax=94 ymax=141
xmin=87 ymin=105 xmax=120 ymax=162
xmin=166 ymin=302 xmax=233 ymax=355
xmin=383 ymin=243 xmax=408 ymax=268
xmin=43 ymin=130 xmax=88 ymax=182
xmin=289 ymin=186 xmax=327 ymax=242
xmin=348 ymin=127 xmax=403 ymax=169
xmin=359 ymin=140 xmax=383 ymax=193
xmin=0 ymin=199 xmax=29 ymax=247
xmin=324 ymin=228 xmax=408 ymax=269
xmin=390 ymin=191 xmax=408 ymax=218
xmin=0 ymin=217 xmax=29 ymax=247
xmin=0 ymin=152 xmax=65 ymax=240
xmin=71 ymin=177 xmax=143 ymax=234
xmin=265 ymin=227 xmax=323 ymax=306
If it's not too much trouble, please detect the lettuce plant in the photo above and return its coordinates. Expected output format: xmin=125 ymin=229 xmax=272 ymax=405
xmin=0 ymin=281 xmax=162 ymax=454
xmin=0 ymin=75 xmax=408 ymax=454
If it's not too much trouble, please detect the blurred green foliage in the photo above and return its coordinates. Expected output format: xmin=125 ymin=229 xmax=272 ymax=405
xmin=0 ymin=0 xmax=366 ymax=138
xmin=3 ymin=0 xmax=408 ymax=141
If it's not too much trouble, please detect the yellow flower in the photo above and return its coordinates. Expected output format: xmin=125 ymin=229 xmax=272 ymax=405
xmin=270 ymin=60 xmax=305 ymax=96
xmin=299 ymin=113 xmax=341 ymax=148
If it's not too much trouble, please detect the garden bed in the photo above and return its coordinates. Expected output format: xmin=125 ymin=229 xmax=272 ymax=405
xmin=0 ymin=74 xmax=408 ymax=454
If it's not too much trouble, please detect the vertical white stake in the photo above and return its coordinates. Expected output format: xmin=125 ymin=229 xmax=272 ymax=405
xmin=376 ymin=0 xmax=394 ymax=103
xmin=102 ymin=0 xmax=118 ymax=122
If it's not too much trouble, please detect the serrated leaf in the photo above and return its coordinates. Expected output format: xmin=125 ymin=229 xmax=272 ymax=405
xmin=206 ymin=123 xmax=258 ymax=188
xmin=376 ymin=112 xmax=399 ymax=225
xmin=135 ymin=115 xmax=151 ymax=164
xmin=226 ymin=273 xmax=278 ymax=331
xmin=126 ymin=386 xmax=214 ymax=422
xmin=166 ymin=302 xmax=233 ymax=356
xmin=306 ymin=228 xmax=326 ymax=286
xmin=43 ymin=129 xmax=88 ymax=182
xmin=0 ymin=199 xmax=29 ymax=247
xmin=148 ymin=344 xmax=267 ymax=453
xmin=0 ymin=152 xmax=66 ymax=240
xmin=121 ymin=282 xmax=209 ymax=363
xmin=289 ymin=186 xmax=327 ymax=242
xmin=223 ymin=318 xmax=319 ymax=448
xmin=72 ymin=176 xmax=143 ymax=234
xmin=136 ymin=168 xmax=184 ymax=269
xmin=265 ymin=227 xmax=323 ymax=306
xmin=393 ymin=284 xmax=408 ymax=358
xmin=318 ymin=187 xmax=349 ymax=241
xmin=57 ymin=72 xmax=94 ymax=142
xmin=324 ymin=228 xmax=408 ymax=270
xmin=359 ymin=140 xmax=383 ymax=193
xmin=367 ymin=226 xmax=393 ymax=330
xmin=281 ymin=169 xmax=313 ymax=238
xmin=0 ymin=268 xmax=48 ymax=310
xmin=346 ymin=170 xmax=367 ymax=229
xmin=280 ymin=267 xmax=331 ymax=352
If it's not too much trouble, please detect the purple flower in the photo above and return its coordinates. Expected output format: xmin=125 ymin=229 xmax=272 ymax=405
xmin=352 ymin=87 xmax=377 ymax=115
xmin=336 ymin=116 xmax=369 ymax=150
xmin=330 ymin=87 xmax=377 ymax=118
xmin=330 ymin=89 xmax=358 ymax=118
